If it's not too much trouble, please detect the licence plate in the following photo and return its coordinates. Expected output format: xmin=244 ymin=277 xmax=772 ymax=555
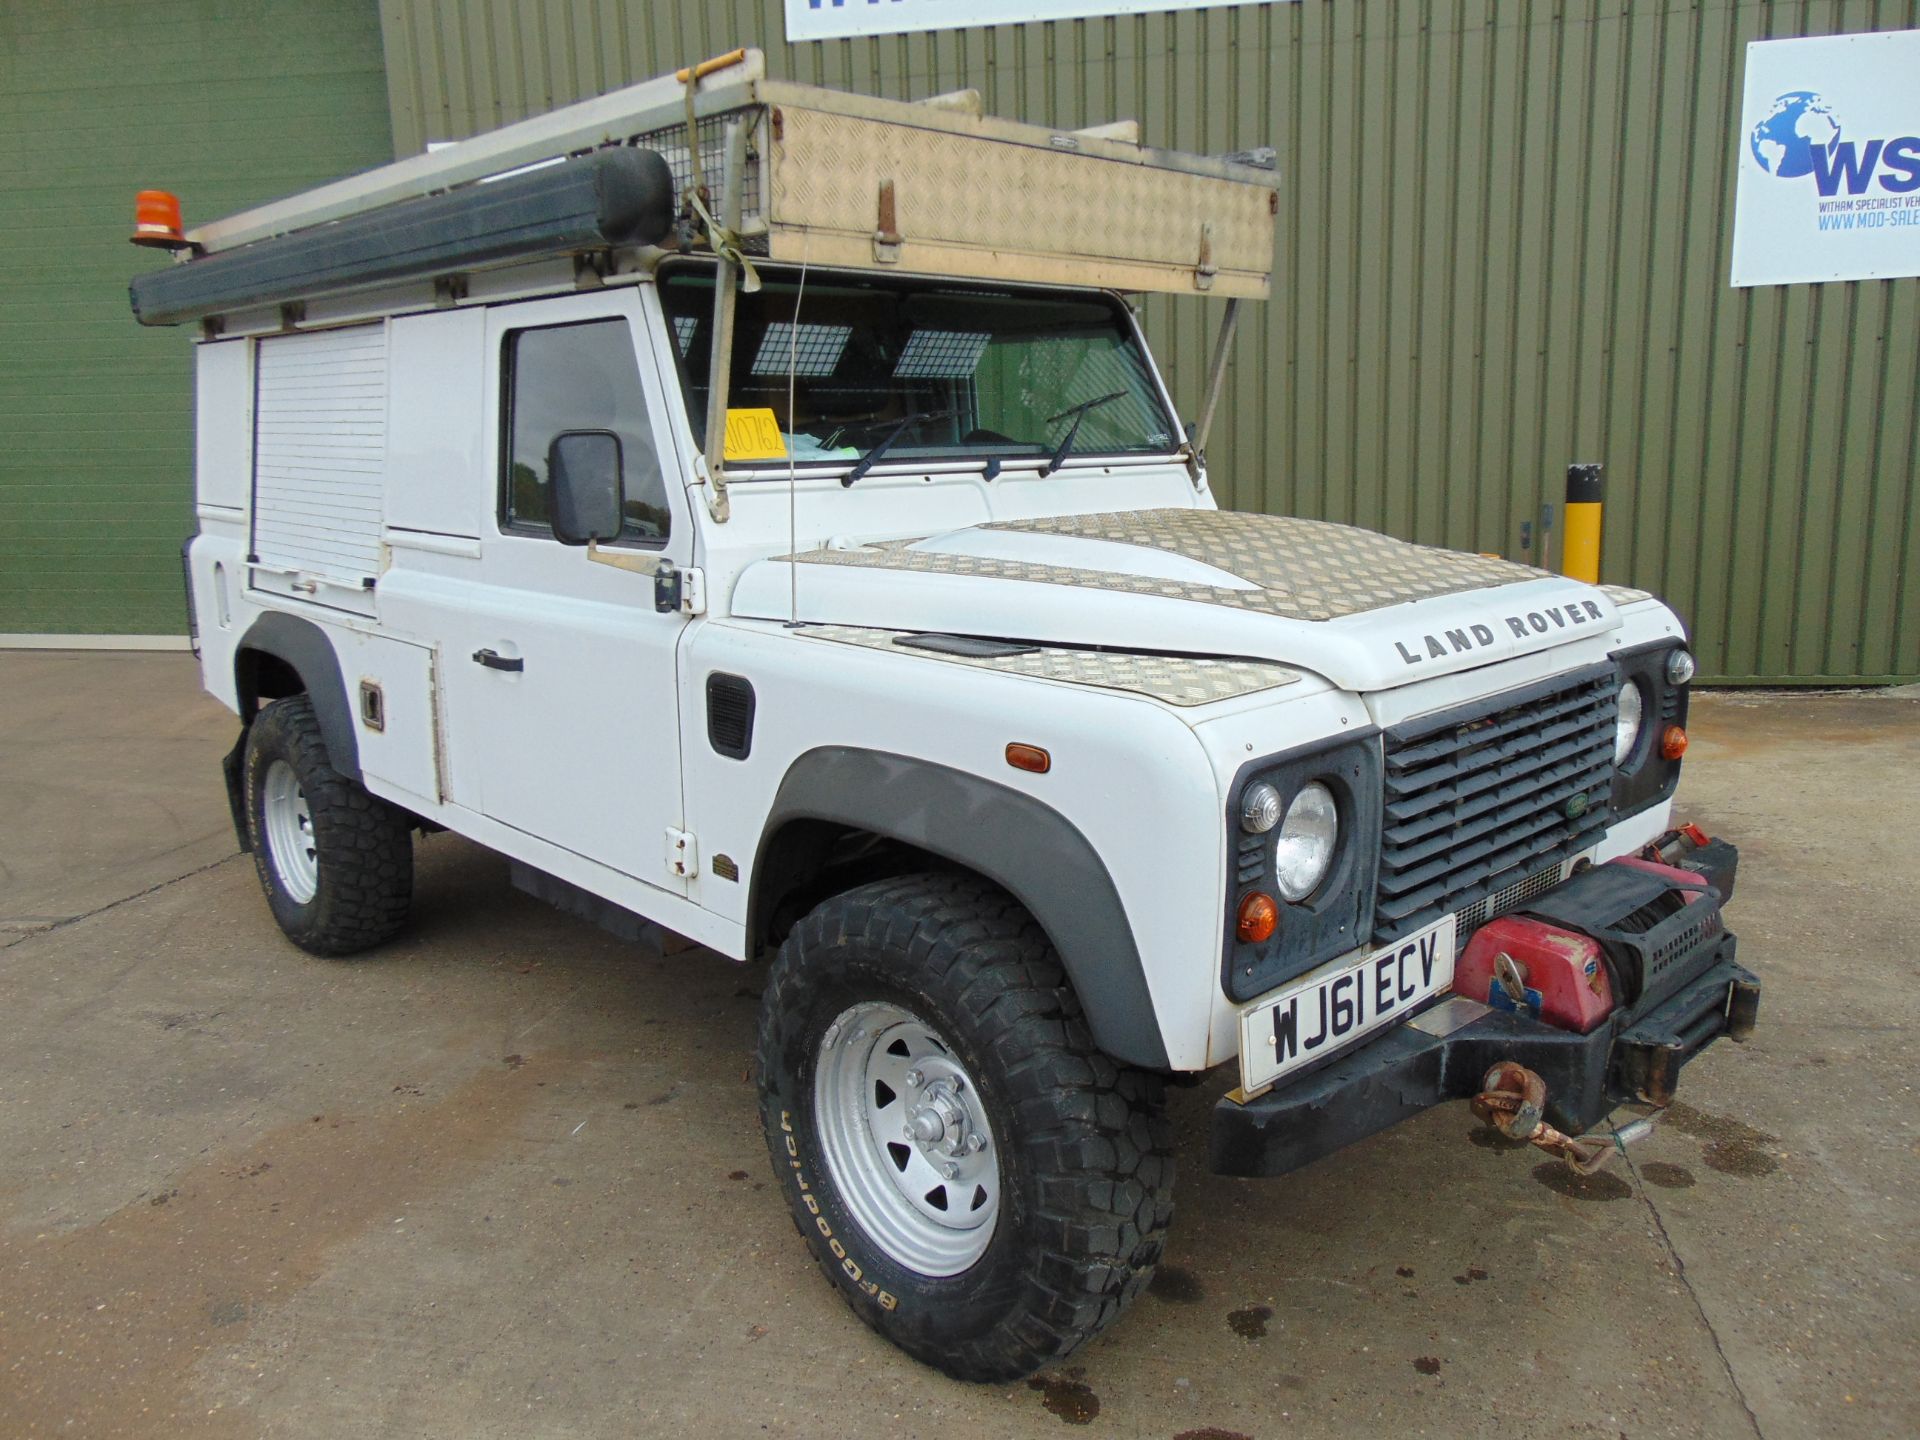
xmin=1238 ymin=914 xmax=1458 ymax=1094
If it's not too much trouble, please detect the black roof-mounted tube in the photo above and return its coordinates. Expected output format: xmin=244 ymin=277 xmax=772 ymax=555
xmin=129 ymin=146 xmax=675 ymax=327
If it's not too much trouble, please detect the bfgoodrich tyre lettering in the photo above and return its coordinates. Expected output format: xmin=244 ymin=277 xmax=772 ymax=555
xmin=754 ymin=873 xmax=1174 ymax=1382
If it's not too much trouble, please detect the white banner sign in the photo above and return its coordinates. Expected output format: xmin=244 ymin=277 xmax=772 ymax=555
xmin=1731 ymin=30 xmax=1920 ymax=287
xmin=786 ymin=0 xmax=1271 ymax=44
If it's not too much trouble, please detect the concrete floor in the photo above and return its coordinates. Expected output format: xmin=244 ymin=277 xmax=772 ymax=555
xmin=1 ymin=651 xmax=1914 ymax=1440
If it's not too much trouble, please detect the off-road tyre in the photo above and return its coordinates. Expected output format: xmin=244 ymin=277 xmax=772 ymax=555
xmin=243 ymin=694 xmax=412 ymax=956
xmin=755 ymin=873 xmax=1175 ymax=1382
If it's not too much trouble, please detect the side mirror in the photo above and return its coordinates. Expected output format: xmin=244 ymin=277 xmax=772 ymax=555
xmin=548 ymin=430 xmax=624 ymax=546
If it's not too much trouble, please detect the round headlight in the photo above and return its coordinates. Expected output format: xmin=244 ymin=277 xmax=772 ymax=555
xmin=1666 ymin=648 xmax=1696 ymax=686
xmin=1241 ymin=781 xmax=1283 ymax=834
xmin=1273 ymin=782 xmax=1338 ymax=902
xmin=1615 ymin=680 xmax=1645 ymax=766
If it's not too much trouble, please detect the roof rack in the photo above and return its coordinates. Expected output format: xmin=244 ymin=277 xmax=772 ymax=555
xmin=152 ymin=46 xmax=1275 ymax=304
xmin=130 ymin=48 xmax=1277 ymax=522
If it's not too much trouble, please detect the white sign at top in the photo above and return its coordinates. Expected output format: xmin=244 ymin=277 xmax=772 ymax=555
xmin=1731 ymin=29 xmax=1920 ymax=287
xmin=785 ymin=0 xmax=1271 ymax=44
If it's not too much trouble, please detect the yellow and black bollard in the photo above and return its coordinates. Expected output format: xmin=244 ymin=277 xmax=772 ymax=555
xmin=1562 ymin=463 xmax=1603 ymax=583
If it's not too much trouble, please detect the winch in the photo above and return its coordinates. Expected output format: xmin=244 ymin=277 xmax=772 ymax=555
xmin=1456 ymin=854 xmax=1730 ymax=1031
xmin=1212 ymin=836 xmax=1760 ymax=1178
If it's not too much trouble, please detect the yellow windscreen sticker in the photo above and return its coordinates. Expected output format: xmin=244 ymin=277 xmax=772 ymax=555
xmin=723 ymin=408 xmax=788 ymax=462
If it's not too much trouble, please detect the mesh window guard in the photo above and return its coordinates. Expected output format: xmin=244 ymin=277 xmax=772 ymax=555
xmin=749 ymin=322 xmax=851 ymax=377
xmin=893 ymin=328 xmax=991 ymax=379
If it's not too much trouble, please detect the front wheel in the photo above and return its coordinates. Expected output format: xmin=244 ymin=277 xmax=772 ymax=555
xmin=243 ymin=695 xmax=413 ymax=956
xmin=755 ymin=874 xmax=1174 ymax=1382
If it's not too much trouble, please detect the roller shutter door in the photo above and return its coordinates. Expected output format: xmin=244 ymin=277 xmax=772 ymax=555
xmin=250 ymin=324 xmax=387 ymax=614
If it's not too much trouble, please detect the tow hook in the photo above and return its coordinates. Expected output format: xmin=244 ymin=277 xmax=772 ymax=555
xmin=1470 ymin=1061 xmax=1617 ymax=1174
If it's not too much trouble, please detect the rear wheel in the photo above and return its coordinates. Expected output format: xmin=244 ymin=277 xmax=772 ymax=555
xmin=755 ymin=873 xmax=1174 ymax=1382
xmin=243 ymin=695 xmax=412 ymax=955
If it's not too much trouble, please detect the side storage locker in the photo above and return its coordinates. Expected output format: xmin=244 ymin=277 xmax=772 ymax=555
xmin=248 ymin=323 xmax=388 ymax=616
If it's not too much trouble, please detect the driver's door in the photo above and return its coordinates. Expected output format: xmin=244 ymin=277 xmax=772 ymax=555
xmin=440 ymin=291 xmax=689 ymax=892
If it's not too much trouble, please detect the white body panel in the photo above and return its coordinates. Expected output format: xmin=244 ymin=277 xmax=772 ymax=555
xmin=386 ymin=309 xmax=486 ymax=539
xmin=328 ymin=627 xmax=440 ymax=807
xmin=677 ymin=618 xmax=1229 ymax=1067
xmin=181 ymin=265 xmax=1699 ymax=1077
xmin=376 ymin=289 xmax=692 ymax=891
xmin=194 ymin=340 xmax=252 ymax=512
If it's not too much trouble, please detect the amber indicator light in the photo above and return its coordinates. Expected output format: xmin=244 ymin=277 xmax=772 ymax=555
xmin=1005 ymin=743 xmax=1051 ymax=774
xmin=1661 ymin=725 xmax=1689 ymax=761
xmin=1236 ymin=892 xmax=1278 ymax=944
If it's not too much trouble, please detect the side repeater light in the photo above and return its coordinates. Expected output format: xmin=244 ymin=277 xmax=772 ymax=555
xmin=1005 ymin=743 xmax=1051 ymax=775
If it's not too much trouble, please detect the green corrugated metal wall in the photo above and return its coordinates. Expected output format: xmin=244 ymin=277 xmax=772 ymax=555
xmin=0 ymin=0 xmax=392 ymax=636
xmin=377 ymin=0 xmax=1920 ymax=683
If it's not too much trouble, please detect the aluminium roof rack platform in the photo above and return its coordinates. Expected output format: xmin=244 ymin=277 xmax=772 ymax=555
xmin=133 ymin=46 xmax=1275 ymax=328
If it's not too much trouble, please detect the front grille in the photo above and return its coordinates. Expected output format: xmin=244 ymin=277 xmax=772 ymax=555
xmin=1374 ymin=664 xmax=1616 ymax=944
xmin=1454 ymin=860 xmax=1569 ymax=936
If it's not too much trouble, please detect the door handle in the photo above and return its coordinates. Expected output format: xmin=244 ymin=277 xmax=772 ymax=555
xmin=472 ymin=648 xmax=524 ymax=672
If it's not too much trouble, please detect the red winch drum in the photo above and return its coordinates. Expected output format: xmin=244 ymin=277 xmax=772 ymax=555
xmin=1456 ymin=913 xmax=1616 ymax=1033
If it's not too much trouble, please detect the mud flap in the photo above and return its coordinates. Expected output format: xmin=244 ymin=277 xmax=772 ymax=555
xmin=222 ymin=729 xmax=250 ymax=852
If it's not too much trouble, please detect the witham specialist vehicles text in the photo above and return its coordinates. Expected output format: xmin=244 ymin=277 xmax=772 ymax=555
xmin=130 ymin=48 xmax=1759 ymax=1382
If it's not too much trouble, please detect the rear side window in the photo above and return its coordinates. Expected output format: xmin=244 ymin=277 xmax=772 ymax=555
xmin=502 ymin=318 xmax=671 ymax=542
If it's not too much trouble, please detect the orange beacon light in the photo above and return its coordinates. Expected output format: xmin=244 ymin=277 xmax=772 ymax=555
xmin=131 ymin=191 xmax=188 ymax=250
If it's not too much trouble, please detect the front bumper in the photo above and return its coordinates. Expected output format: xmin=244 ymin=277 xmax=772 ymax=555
xmin=1210 ymin=865 xmax=1759 ymax=1179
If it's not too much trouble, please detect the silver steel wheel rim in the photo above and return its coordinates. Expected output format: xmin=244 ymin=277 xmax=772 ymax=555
xmin=262 ymin=759 xmax=319 ymax=904
xmin=812 ymin=1000 xmax=1001 ymax=1277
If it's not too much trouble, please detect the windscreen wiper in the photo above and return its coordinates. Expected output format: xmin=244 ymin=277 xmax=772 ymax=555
xmin=1039 ymin=391 xmax=1128 ymax=477
xmin=843 ymin=409 xmax=954 ymax=486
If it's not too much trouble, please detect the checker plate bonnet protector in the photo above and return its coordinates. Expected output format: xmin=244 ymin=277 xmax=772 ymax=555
xmin=731 ymin=508 xmax=1627 ymax=693
xmin=793 ymin=624 xmax=1306 ymax=707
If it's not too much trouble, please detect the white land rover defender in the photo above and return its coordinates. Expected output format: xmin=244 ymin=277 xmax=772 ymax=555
xmin=132 ymin=50 xmax=1757 ymax=1381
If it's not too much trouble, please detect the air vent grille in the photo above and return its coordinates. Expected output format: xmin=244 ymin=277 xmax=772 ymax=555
xmin=707 ymin=673 xmax=756 ymax=760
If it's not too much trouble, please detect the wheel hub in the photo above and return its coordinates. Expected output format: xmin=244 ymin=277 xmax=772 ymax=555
xmin=813 ymin=1000 xmax=1001 ymax=1277
xmin=907 ymin=1082 xmax=973 ymax=1154
xmin=262 ymin=759 xmax=319 ymax=904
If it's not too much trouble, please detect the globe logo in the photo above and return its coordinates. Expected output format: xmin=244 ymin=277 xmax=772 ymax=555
xmin=1749 ymin=91 xmax=1843 ymax=178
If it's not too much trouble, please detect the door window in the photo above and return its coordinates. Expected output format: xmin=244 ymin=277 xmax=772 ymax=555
xmin=502 ymin=319 xmax=671 ymax=542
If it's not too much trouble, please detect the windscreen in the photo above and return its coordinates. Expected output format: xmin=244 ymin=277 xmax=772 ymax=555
xmin=658 ymin=266 xmax=1177 ymax=470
